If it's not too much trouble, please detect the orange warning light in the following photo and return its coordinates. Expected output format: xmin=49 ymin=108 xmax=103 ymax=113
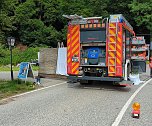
xmin=132 ymin=102 xmax=140 ymax=111
xmin=132 ymin=102 xmax=140 ymax=118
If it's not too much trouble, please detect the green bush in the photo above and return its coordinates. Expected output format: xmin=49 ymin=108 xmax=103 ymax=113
xmin=0 ymin=45 xmax=40 ymax=66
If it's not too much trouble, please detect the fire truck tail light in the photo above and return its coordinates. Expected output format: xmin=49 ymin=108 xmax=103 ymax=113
xmin=72 ymin=56 xmax=79 ymax=62
xmin=79 ymin=67 xmax=82 ymax=70
xmin=79 ymin=70 xmax=83 ymax=75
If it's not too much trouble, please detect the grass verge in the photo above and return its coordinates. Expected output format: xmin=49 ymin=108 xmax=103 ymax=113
xmin=0 ymin=66 xmax=39 ymax=71
xmin=0 ymin=79 xmax=35 ymax=100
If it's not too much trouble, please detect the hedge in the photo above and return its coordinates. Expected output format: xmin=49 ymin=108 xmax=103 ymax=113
xmin=0 ymin=45 xmax=40 ymax=66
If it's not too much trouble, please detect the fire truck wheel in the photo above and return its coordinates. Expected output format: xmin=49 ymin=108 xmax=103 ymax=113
xmin=88 ymin=80 xmax=93 ymax=84
xmin=80 ymin=80 xmax=92 ymax=85
xmin=80 ymin=80 xmax=88 ymax=85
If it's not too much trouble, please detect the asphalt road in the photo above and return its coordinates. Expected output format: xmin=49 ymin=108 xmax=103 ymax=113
xmin=119 ymin=79 xmax=152 ymax=126
xmin=0 ymin=71 xmax=152 ymax=126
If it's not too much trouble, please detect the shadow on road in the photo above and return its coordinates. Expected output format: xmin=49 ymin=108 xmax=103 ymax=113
xmin=68 ymin=81 xmax=131 ymax=92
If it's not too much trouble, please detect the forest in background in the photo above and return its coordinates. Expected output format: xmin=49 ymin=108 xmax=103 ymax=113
xmin=0 ymin=0 xmax=152 ymax=47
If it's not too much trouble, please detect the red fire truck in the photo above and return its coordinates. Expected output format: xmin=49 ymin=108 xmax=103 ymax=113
xmin=63 ymin=14 xmax=147 ymax=84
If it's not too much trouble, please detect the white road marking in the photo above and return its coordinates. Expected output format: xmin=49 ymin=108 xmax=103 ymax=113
xmin=1 ymin=81 xmax=67 ymax=102
xmin=112 ymin=78 xmax=152 ymax=126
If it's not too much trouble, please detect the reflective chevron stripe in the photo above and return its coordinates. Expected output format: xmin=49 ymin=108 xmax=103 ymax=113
xmin=67 ymin=25 xmax=80 ymax=75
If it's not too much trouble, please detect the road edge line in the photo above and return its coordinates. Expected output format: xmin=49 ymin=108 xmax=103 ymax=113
xmin=0 ymin=81 xmax=67 ymax=102
xmin=112 ymin=78 xmax=152 ymax=126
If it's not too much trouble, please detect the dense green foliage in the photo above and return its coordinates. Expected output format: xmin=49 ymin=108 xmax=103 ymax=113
xmin=0 ymin=0 xmax=151 ymax=47
xmin=129 ymin=0 xmax=152 ymax=31
xmin=0 ymin=44 xmax=40 ymax=66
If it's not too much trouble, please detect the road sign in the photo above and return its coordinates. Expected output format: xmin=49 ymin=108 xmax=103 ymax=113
xmin=18 ymin=62 xmax=34 ymax=79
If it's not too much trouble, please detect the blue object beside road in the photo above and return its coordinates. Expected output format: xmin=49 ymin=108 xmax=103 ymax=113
xmin=18 ymin=62 xmax=29 ymax=79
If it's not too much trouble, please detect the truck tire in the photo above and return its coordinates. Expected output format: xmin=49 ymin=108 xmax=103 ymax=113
xmin=80 ymin=80 xmax=92 ymax=85
xmin=80 ymin=80 xmax=88 ymax=85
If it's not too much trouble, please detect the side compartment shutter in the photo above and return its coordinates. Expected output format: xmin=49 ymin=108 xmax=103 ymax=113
xmin=106 ymin=22 xmax=123 ymax=77
xmin=115 ymin=23 xmax=123 ymax=77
